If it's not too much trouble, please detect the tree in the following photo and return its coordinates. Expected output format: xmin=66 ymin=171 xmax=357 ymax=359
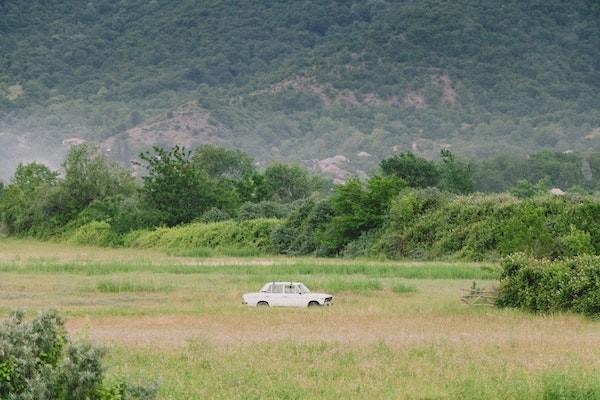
xmin=261 ymin=163 xmax=322 ymax=203
xmin=192 ymin=144 xmax=255 ymax=180
xmin=54 ymin=144 xmax=136 ymax=222
xmin=510 ymin=178 xmax=549 ymax=198
xmin=380 ymin=153 xmax=440 ymax=188
xmin=139 ymin=146 xmax=217 ymax=226
xmin=0 ymin=163 xmax=58 ymax=234
xmin=324 ymin=175 xmax=406 ymax=252
xmin=192 ymin=144 xmax=261 ymax=203
xmin=438 ymin=149 xmax=474 ymax=194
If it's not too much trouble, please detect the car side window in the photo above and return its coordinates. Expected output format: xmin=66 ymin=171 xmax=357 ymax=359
xmin=272 ymin=284 xmax=284 ymax=294
xmin=284 ymin=284 xmax=298 ymax=294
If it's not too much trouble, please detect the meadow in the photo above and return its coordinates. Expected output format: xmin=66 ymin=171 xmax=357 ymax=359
xmin=0 ymin=239 xmax=599 ymax=399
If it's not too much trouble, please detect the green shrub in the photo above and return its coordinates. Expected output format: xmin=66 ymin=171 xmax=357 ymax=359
xmin=392 ymin=283 xmax=418 ymax=294
xmin=197 ymin=207 xmax=231 ymax=223
xmin=129 ymin=218 xmax=282 ymax=253
xmin=271 ymin=199 xmax=335 ymax=256
xmin=496 ymin=253 xmax=600 ymax=318
xmin=376 ymin=192 xmax=599 ymax=260
xmin=560 ymin=225 xmax=595 ymax=257
xmin=0 ymin=310 xmax=157 ymax=399
xmin=67 ymin=221 xmax=121 ymax=247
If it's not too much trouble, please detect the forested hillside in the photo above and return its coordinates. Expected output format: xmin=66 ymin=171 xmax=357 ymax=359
xmin=1 ymin=0 xmax=599 ymax=178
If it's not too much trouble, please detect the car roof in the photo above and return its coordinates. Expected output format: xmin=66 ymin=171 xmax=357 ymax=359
xmin=266 ymin=282 xmax=304 ymax=285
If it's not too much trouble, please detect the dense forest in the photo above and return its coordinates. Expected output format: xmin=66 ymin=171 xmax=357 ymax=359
xmin=1 ymin=0 xmax=599 ymax=178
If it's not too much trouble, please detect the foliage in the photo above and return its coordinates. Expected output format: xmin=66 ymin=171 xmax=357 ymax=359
xmin=129 ymin=218 xmax=282 ymax=253
xmin=380 ymin=150 xmax=474 ymax=194
xmin=0 ymin=162 xmax=58 ymax=235
xmin=374 ymin=192 xmax=599 ymax=260
xmin=261 ymin=162 xmax=324 ymax=203
xmin=72 ymin=194 xmax=163 ymax=235
xmin=475 ymin=151 xmax=597 ymax=193
xmin=197 ymin=207 xmax=231 ymax=223
xmin=55 ymin=144 xmax=136 ymax=223
xmin=0 ymin=145 xmax=136 ymax=237
xmin=192 ymin=144 xmax=261 ymax=203
xmin=0 ymin=310 xmax=157 ymax=399
xmin=271 ymin=198 xmax=336 ymax=256
xmin=3 ymin=0 xmax=599 ymax=174
xmin=510 ymin=178 xmax=550 ymax=198
xmin=560 ymin=225 xmax=595 ymax=257
xmin=238 ymin=201 xmax=292 ymax=220
xmin=496 ymin=253 xmax=600 ymax=318
xmin=323 ymin=175 xmax=407 ymax=253
xmin=66 ymin=221 xmax=121 ymax=247
xmin=438 ymin=149 xmax=474 ymax=194
xmin=139 ymin=146 xmax=221 ymax=226
xmin=380 ymin=153 xmax=440 ymax=188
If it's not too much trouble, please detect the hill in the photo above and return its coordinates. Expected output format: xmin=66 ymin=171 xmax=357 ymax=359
xmin=1 ymin=0 xmax=599 ymax=178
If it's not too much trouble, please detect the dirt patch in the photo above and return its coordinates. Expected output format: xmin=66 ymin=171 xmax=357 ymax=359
xmin=436 ymin=73 xmax=457 ymax=107
xmin=403 ymin=90 xmax=426 ymax=109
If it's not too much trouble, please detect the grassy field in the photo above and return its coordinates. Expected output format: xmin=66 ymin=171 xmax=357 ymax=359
xmin=0 ymin=239 xmax=599 ymax=399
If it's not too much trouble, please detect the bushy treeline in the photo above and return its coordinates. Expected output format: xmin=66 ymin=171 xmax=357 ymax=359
xmin=0 ymin=144 xmax=598 ymax=262
xmin=0 ymin=144 xmax=323 ymax=239
xmin=474 ymin=151 xmax=600 ymax=193
xmin=0 ymin=310 xmax=157 ymax=399
xmin=496 ymin=254 xmax=600 ymax=318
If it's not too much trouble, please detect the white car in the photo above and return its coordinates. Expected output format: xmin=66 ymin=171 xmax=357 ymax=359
xmin=242 ymin=282 xmax=333 ymax=308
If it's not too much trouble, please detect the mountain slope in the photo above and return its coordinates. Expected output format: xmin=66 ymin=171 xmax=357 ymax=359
xmin=1 ymin=0 xmax=599 ymax=177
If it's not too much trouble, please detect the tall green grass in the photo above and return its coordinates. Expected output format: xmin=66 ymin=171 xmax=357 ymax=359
xmin=96 ymin=280 xmax=173 ymax=293
xmin=107 ymin=342 xmax=600 ymax=400
xmin=392 ymin=283 xmax=418 ymax=294
xmin=0 ymin=261 xmax=501 ymax=280
xmin=166 ymin=246 xmax=262 ymax=258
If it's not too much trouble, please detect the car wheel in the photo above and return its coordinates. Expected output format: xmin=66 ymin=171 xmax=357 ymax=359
xmin=308 ymin=301 xmax=321 ymax=307
xmin=257 ymin=301 xmax=269 ymax=307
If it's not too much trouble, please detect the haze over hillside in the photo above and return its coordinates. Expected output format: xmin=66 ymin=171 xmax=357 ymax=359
xmin=1 ymin=0 xmax=599 ymax=179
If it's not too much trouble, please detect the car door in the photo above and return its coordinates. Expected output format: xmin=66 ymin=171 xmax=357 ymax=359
xmin=269 ymin=283 xmax=285 ymax=306
xmin=283 ymin=284 xmax=306 ymax=307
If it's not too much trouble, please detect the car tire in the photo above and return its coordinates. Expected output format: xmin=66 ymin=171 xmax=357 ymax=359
xmin=257 ymin=301 xmax=269 ymax=307
xmin=307 ymin=301 xmax=321 ymax=307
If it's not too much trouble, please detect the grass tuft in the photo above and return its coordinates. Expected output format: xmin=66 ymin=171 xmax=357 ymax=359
xmin=323 ymin=280 xmax=382 ymax=293
xmin=96 ymin=280 xmax=173 ymax=293
xmin=392 ymin=283 xmax=418 ymax=294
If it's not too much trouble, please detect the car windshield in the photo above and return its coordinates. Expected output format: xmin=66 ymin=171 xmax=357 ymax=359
xmin=298 ymin=283 xmax=310 ymax=293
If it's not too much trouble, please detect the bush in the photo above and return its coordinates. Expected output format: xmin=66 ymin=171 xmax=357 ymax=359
xmin=129 ymin=218 xmax=282 ymax=253
xmin=496 ymin=253 xmax=600 ymax=318
xmin=197 ymin=207 xmax=231 ymax=223
xmin=0 ymin=309 xmax=157 ymax=399
xmin=271 ymin=199 xmax=335 ymax=256
xmin=560 ymin=225 xmax=595 ymax=257
xmin=376 ymin=192 xmax=599 ymax=260
xmin=66 ymin=221 xmax=121 ymax=247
